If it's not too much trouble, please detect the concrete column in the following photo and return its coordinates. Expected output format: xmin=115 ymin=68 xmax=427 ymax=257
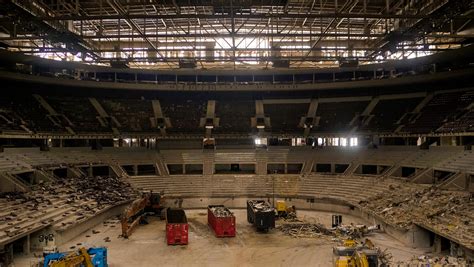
xmin=23 ymin=234 xmax=30 ymax=254
xmin=433 ymin=235 xmax=442 ymax=253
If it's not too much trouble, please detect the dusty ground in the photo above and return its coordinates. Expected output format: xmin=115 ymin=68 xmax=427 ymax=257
xmin=15 ymin=209 xmax=431 ymax=267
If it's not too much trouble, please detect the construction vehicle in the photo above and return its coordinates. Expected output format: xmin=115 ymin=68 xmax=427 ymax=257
xmin=275 ymin=200 xmax=296 ymax=218
xmin=43 ymin=247 xmax=107 ymax=267
xmin=333 ymin=239 xmax=378 ymax=267
xmin=121 ymin=192 xmax=163 ymax=238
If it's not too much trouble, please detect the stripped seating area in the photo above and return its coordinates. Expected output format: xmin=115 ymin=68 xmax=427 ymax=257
xmin=0 ymin=90 xmax=472 ymax=136
xmin=0 ymin=175 xmax=136 ymax=249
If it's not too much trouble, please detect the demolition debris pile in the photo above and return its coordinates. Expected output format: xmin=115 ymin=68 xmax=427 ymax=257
xmin=209 ymin=206 xmax=233 ymax=218
xmin=278 ymin=222 xmax=379 ymax=240
xmin=0 ymin=176 xmax=137 ymax=243
xmin=359 ymin=184 xmax=474 ymax=248
xmin=251 ymin=201 xmax=274 ymax=212
xmin=278 ymin=223 xmax=332 ymax=238
xmin=395 ymin=255 xmax=472 ymax=266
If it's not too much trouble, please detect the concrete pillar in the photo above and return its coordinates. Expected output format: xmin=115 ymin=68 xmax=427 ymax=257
xmin=23 ymin=234 xmax=30 ymax=254
xmin=133 ymin=165 xmax=138 ymax=176
xmin=433 ymin=235 xmax=442 ymax=253
xmin=331 ymin=164 xmax=335 ymax=174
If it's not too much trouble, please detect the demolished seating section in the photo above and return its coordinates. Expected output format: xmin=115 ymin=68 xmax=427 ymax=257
xmin=99 ymin=99 xmax=155 ymax=132
xmin=160 ymin=99 xmax=207 ymax=134
xmin=316 ymin=101 xmax=368 ymax=132
xmin=214 ymin=100 xmax=255 ymax=133
xmin=0 ymin=92 xmax=472 ymax=135
xmin=45 ymin=96 xmax=109 ymax=134
xmin=0 ymin=175 xmax=136 ymax=247
xmin=361 ymin=98 xmax=422 ymax=133
xmin=264 ymin=103 xmax=308 ymax=133
xmin=0 ymin=96 xmax=61 ymax=134
xmin=436 ymin=109 xmax=474 ymax=133
xmin=403 ymin=91 xmax=474 ymax=134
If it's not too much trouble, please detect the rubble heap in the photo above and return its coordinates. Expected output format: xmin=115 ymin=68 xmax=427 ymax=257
xmin=359 ymin=184 xmax=474 ymax=249
xmin=395 ymin=255 xmax=472 ymax=266
xmin=209 ymin=206 xmax=233 ymax=217
xmin=0 ymin=176 xmax=138 ymax=245
xmin=251 ymin=201 xmax=273 ymax=212
xmin=278 ymin=223 xmax=333 ymax=238
xmin=278 ymin=222 xmax=378 ymax=240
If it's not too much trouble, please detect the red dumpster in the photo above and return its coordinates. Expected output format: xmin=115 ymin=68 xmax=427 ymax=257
xmin=166 ymin=208 xmax=188 ymax=245
xmin=208 ymin=205 xmax=236 ymax=237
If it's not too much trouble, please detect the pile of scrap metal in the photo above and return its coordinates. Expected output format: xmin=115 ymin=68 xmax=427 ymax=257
xmin=278 ymin=223 xmax=333 ymax=238
xmin=42 ymin=247 xmax=107 ymax=267
xmin=251 ymin=201 xmax=274 ymax=212
xmin=278 ymin=222 xmax=380 ymax=240
xmin=208 ymin=206 xmax=233 ymax=218
xmin=334 ymin=224 xmax=381 ymax=240
xmin=120 ymin=192 xmax=163 ymax=238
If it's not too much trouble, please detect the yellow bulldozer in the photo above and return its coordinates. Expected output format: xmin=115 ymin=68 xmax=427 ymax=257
xmin=275 ymin=200 xmax=296 ymax=218
xmin=333 ymin=239 xmax=378 ymax=267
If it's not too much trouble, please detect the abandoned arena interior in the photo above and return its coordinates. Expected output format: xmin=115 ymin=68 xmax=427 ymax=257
xmin=0 ymin=0 xmax=474 ymax=266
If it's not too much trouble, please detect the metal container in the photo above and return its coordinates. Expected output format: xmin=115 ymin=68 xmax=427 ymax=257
xmin=166 ymin=208 xmax=188 ymax=245
xmin=246 ymin=200 xmax=275 ymax=232
xmin=208 ymin=205 xmax=236 ymax=237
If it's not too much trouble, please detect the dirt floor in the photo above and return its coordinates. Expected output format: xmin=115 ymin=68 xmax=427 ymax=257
xmin=15 ymin=209 xmax=432 ymax=267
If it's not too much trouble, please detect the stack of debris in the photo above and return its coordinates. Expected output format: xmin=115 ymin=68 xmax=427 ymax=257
xmin=252 ymin=201 xmax=273 ymax=212
xmin=278 ymin=222 xmax=379 ymax=240
xmin=278 ymin=223 xmax=333 ymax=238
xmin=395 ymin=255 xmax=472 ymax=266
xmin=358 ymin=184 xmax=474 ymax=248
xmin=209 ymin=206 xmax=233 ymax=218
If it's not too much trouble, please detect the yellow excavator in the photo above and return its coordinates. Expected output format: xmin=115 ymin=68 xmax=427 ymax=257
xmin=275 ymin=200 xmax=296 ymax=218
xmin=333 ymin=239 xmax=378 ymax=267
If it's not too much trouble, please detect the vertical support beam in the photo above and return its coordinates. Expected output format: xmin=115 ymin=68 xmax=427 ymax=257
xmin=302 ymin=99 xmax=319 ymax=136
xmin=151 ymin=100 xmax=168 ymax=136
xmin=204 ymin=100 xmax=216 ymax=138
xmin=253 ymin=100 xmax=267 ymax=134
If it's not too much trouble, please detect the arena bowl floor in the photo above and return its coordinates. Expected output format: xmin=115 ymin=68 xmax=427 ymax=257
xmin=16 ymin=209 xmax=430 ymax=267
